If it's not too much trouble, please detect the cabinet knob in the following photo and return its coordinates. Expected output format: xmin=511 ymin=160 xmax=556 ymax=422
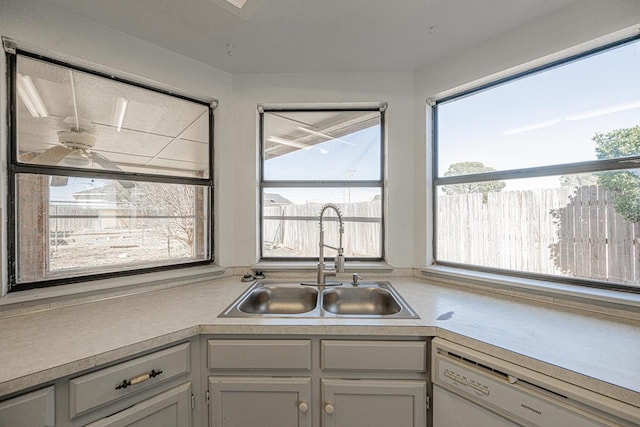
xmin=324 ymin=403 xmax=335 ymax=414
xmin=298 ymin=401 xmax=309 ymax=413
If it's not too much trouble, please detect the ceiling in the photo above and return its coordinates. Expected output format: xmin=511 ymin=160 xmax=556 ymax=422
xmin=48 ymin=0 xmax=578 ymax=73
xmin=17 ymin=55 xmax=210 ymax=177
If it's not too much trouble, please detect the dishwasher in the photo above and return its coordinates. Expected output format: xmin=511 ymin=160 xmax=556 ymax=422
xmin=431 ymin=338 xmax=640 ymax=426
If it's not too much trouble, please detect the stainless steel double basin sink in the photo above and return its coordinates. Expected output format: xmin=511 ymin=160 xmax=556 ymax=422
xmin=220 ymin=280 xmax=419 ymax=319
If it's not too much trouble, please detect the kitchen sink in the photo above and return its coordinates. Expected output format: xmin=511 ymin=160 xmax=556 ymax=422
xmin=322 ymin=287 xmax=401 ymax=315
xmin=220 ymin=280 xmax=419 ymax=319
xmin=238 ymin=286 xmax=318 ymax=314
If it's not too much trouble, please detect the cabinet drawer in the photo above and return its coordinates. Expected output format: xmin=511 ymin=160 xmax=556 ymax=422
xmin=321 ymin=340 xmax=426 ymax=372
xmin=85 ymin=382 xmax=192 ymax=427
xmin=208 ymin=339 xmax=311 ymax=370
xmin=70 ymin=342 xmax=190 ymax=417
xmin=0 ymin=386 xmax=55 ymax=427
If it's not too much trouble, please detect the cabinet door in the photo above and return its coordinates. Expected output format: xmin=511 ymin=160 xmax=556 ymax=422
xmin=0 ymin=386 xmax=55 ymax=427
xmin=209 ymin=377 xmax=311 ymax=427
xmin=86 ymin=382 xmax=191 ymax=427
xmin=322 ymin=379 xmax=426 ymax=427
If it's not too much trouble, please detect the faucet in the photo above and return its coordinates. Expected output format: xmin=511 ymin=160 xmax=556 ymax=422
xmin=317 ymin=203 xmax=346 ymax=284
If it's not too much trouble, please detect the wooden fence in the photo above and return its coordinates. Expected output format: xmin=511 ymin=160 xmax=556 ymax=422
xmin=437 ymin=186 xmax=640 ymax=285
xmin=263 ymin=202 xmax=381 ymax=257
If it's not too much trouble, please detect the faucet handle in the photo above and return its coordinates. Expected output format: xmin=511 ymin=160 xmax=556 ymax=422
xmin=335 ymin=253 xmax=345 ymax=273
xmin=351 ymin=273 xmax=362 ymax=287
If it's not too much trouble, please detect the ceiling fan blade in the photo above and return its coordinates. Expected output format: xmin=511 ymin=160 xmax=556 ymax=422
xmin=88 ymin=152 xmax=136 ymax=189
xmin=28 ymin=145 xmax=74 ymax=165
xmin=50 ymin=176 xmax=69 ymax=186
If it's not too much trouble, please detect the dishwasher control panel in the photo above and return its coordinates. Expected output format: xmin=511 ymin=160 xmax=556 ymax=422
xmin=442 ymin=366 xmax=490 ymax=396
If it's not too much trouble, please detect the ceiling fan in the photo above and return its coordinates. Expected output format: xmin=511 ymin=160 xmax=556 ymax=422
xmin=23 ymin=127 xmax=135 ymax=189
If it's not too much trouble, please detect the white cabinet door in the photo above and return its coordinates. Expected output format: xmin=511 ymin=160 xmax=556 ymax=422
xmin=322 ymin=379 xmax=426 ymax=427
xmin=209 ymin=377 xmax=311 ymax=427
xmin=0 ymin=386 xmax=55 ymax=427
xmin=86 ymin=382 xmax=191 ymax=427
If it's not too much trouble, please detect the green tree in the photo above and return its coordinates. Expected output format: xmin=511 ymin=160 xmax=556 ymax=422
xmin=441 ymin=161 xmax=506 ymax=202
xmin=593 ymin=126 xmax=640 ymax=223
xmin=559 ymin=173 xmax=598 ymax=189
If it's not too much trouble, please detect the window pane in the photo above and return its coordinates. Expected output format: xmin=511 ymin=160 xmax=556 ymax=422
xmin=16 ymin=174 xmax=209 ymax=283
xmin=437 ymin=39 xmax=640 ymax=177
xmin=262 ymin=187 xmax=381 ymax=258
xmin=16 ymin=56 xmax=210 ymax=178
xmin=263 ymin=111 xmax=381 ymax=180
xmin=436 ymin=171 xmax=640 ymax=287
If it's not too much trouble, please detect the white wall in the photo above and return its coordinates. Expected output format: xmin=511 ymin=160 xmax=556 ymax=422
xmin=0 ymin=0 xmax=234 ymax=292
xmin=412 ymin=0 xmax=640 ymax=267
xmin=232 ymin=72 xmax=415 ymax=268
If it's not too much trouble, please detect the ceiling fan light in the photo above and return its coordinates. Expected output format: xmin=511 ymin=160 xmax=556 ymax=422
xmin=17 ymin=74 xmax=48 ymax=118
xmin=225 ymin=0 xmax=248 ymax=8
xmin=267 ymin=136 xmax=309 ymax=149
xmin=114 ymin=97 xmax=128 ymax=132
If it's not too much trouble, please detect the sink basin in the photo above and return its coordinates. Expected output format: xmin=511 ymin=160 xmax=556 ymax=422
xmin=219 ymin=280 xmax=418 ymax=319
xmin=238 ymin=286 xmax=318 ymax=314
xmin=322 ymin=287 xmax=401 ymax=315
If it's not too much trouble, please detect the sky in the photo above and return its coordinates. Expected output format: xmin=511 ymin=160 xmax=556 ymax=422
xmin=437 ymin=38 xmax=640 ymax=191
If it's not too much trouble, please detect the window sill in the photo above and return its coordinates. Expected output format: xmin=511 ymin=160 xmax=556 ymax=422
xmin=420 ymin=265 xmax=640 ymax=313
xmin=252 ymin=261 xmax=394 ymax=273
xmin=0 ymin=264 xmax=228 ymax=317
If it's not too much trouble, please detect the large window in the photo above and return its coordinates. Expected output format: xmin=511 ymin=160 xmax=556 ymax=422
xmin=8 ymin=51 xmax=213 ymax=291
xmin=434 ymin=36 xmax=640 ymax=290
xmin=260 ymin=107 xmax=385 ymax=260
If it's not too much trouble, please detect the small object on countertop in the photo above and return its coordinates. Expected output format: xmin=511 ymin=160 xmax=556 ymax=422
xmin=351 ymin=273 xmax=362 ymax=287
xmin=241 ymin=273 xmax=254 ymax=282
xmin=253 ymin=271 xmax=265 ymax=279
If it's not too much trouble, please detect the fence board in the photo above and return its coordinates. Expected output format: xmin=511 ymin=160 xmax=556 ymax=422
xmin=436 ymin=186 xmax=638 ymax=286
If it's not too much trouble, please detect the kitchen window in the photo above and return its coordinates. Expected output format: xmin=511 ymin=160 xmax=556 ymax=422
xmin=259 ymin=107 xmax=385 ymax=261
xmin=7 ymin=50 xmax=214 ymax=291
xmin=433 ymin=36 xmax=640 ymax=291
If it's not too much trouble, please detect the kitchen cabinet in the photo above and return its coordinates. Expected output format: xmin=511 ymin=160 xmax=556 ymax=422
xmin=321 ymin=379 xmax=426 ymax=427
xmin=207 ymin=339 xmax=312 ymax=427
xmin=85 ymin=382 xmax=192 ymax=427
xmin=320 ymin=340 xmax=428 ymax=427
xmin=0 ymin=340 xmax=197 ymax=427
xmin=206 ymin=338 xmax=428 ymax=427
xmin=0 ymin=386 xmax=55 ymax=427
xmin=208 ymin=377 xmax=311 ymax=427
xmin=68 ymin=341 xmax=195 ymax=427
xmin=70 ymin=342 xmax=191 ymax=418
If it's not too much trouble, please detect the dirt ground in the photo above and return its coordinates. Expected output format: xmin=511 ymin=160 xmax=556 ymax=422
xmin=49 ymin=227 xmax=194 ymax=272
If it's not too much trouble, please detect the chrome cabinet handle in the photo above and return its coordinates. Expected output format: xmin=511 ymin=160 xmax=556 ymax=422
xmin=115 ymin=369 xmax=163 ymax=390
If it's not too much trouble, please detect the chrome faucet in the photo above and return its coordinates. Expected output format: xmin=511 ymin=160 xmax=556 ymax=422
xmin=317 ymin=203 xmax=345 ymax=284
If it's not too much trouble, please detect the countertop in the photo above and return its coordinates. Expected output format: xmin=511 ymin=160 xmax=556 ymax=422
xmin=0 ymin=275 xmax=639 ymax=410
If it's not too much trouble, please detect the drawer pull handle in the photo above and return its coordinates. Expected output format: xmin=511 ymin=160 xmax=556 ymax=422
xmin=115 ymin=369 xmax=163 ymax=390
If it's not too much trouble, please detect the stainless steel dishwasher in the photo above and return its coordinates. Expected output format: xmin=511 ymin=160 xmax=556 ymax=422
xmin=432 ymin=338 xmax=640 ymax=426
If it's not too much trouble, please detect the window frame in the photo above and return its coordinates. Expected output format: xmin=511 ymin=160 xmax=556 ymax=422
xmin=6 ymin=49 xmax=215 ymax=292
xmin=259 ymin=106 xmax=386 ymax=262
xmin=432 ymin=34 xmax=640 ymax=293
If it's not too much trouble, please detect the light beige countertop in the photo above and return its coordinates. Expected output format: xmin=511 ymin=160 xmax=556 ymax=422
xmin=0 ymin=275 xmax=638 ymax=410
